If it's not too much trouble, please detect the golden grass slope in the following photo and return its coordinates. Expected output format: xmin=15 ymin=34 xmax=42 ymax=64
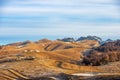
xmin=0 ymin=40 xmax=101 ymax=79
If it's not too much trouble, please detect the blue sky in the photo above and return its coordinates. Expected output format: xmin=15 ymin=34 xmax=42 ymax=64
xmin=0 ymin=0 xmax=120 ymax=45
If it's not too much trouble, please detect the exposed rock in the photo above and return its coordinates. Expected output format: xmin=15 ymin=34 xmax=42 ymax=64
xmin=77 ymin=36 xmax=102 ymax=42
xmin=57 ymin=38 xmax=75 ymax=42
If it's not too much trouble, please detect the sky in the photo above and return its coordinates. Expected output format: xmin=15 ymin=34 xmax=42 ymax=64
xmin=0 ymin=0 xmax=120 ymax=45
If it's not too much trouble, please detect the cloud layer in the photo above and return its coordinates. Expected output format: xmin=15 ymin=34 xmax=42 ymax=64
xmin=0 ymin=0 xmax=120 ymax=44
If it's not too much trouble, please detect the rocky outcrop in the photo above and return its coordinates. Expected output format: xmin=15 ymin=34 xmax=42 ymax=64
xmin=57 ymin=36 xmax=102 ymax=42
xmin=77 ymin=36 xmax=102 ymax=42
xmin=57 ymin=38 xmax=75 ymax=42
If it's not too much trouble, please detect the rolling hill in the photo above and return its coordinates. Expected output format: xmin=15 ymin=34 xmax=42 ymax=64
xmin=0 ymin=39 xmax=120 ymax=80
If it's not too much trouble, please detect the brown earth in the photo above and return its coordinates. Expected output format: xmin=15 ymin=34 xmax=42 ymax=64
xmin=0 ymin=39 xmax=120 ymax=80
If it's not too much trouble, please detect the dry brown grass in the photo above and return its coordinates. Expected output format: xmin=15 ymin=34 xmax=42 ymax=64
xmin=0 ymin=40 xmax=106 ymax=79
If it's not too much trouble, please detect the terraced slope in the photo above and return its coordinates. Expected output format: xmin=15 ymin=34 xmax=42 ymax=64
xmin=0 ymin=39 xmax=101 ymax=79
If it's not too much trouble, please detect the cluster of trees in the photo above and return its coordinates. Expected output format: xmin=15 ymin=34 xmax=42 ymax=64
xmin=0 ymin=46 xmax=2 ymax=49
xmin=94 ymin=40 xmax=120 ymax=52
xmin=82 ymin=40 xmax=120 ymax=66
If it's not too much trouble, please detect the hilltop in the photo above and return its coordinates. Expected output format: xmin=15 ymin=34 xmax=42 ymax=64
xmin=0 ymin=38 xmax=120 ymax=80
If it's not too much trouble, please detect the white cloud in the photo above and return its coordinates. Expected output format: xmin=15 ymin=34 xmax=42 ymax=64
xmin=1 ymin=5 xmax=119 ymax=18
xmin=0 ymin=24 xmax=120 ymax=37
xmin=1 ymin=0 xmax=119 ymax=18
xmin=0 ymin=0 xmax=120 ymax=39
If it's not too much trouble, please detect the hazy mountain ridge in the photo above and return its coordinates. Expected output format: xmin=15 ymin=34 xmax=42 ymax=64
xmin=0 ymin=36 xmax=117 ymax=46
xmin=57 ymin=36 xmax=116 ymax=45
xmin=57 ymin=36 xmax=102 ymax=42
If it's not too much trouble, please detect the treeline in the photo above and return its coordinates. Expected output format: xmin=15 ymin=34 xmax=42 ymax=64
xmin=94 ymin=40 xmax=120 ymax=52
xmin=82 ymin=40 xmax=120 ymax=66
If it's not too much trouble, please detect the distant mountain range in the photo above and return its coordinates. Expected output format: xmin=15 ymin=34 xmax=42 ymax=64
xmin=76 ymin=36 xmax=102 ymax=42
xmin=0 ymin=36 xmax=118 ymax=46
xmin=57 ymin=36 xmax=115 ymax=44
